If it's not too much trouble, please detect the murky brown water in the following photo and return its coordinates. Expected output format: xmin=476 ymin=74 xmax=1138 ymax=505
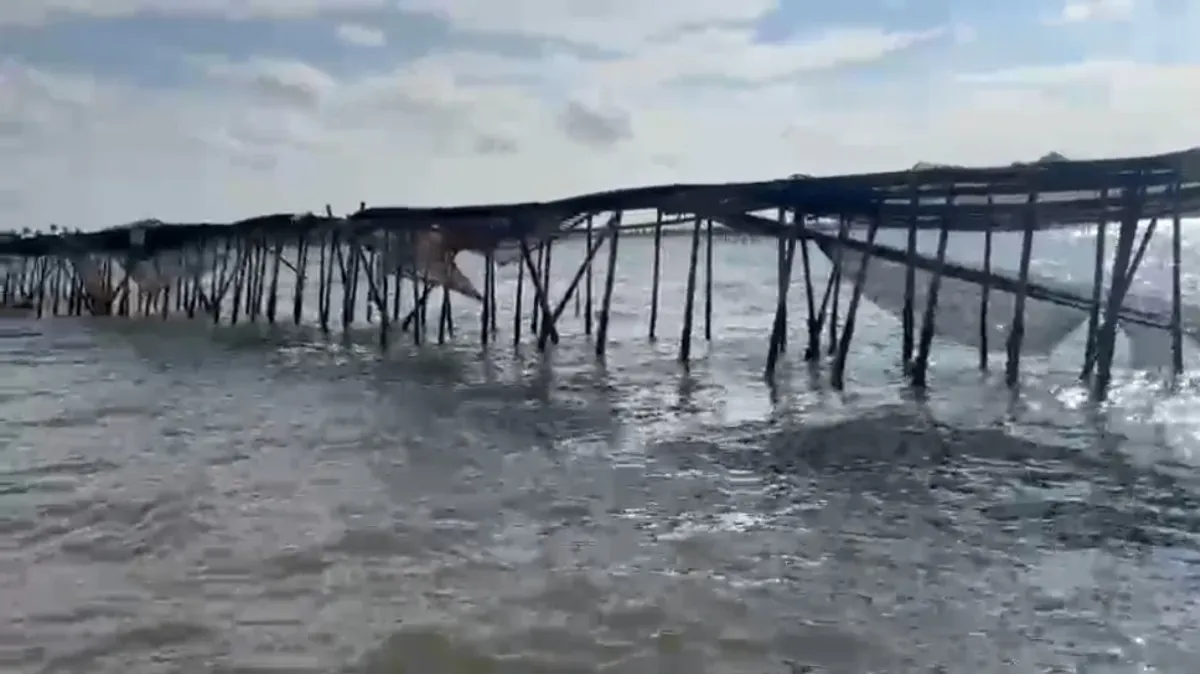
xmin=3 ymin=232 xmax=1200 ymax=673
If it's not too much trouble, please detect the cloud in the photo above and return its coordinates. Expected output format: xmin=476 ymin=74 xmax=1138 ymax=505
xmin=1052 ymin=0 xmax=1134 ymax=23
xmin=199 ymin=57 xmax=337 ymax=107
xmin=1 ymin=0 xmax=387 ymax=25
xmin=556 ymin=100 xmax=631 ymax=148
xmin=0 ymin=1 xmax=1197 ymax=229
xmin=335 ymin=23 xmax=385 ymax=47
xmin=558 ymin=26 xmax=946 ymax=91
xmin=393 ymin=0 xmax=780 ymax=51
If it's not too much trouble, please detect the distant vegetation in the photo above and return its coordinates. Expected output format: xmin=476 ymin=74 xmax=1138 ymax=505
xmin=911 ymin=152 xmax=1069 ymax=171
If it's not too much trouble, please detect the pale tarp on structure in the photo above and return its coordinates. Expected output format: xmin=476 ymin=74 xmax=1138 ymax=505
xmin=120 ymin=248 xmax=218 ymax=294
xmin=370 ymin=230 xmax=483 ymax=301
xmin=72 ymin=255 xmax=114 ymax=309
xmin=71 ymin=247 xmax=228 ymax=311
xmin=828 ymin=246 xmax=1195 ymax=370
xmin=70 ymin=218 xmax=223 ymax=309
xmin=831 ymin=246 xmax=1087 ymax=355
xmin=365 ymin=213 xmax=578 ymax=299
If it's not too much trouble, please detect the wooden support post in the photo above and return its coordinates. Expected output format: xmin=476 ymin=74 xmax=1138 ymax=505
xmin=517 ymin=238 xmax=559 ymax=351
xmin=513 ymin=249 xmax=524 ymax=348
xmin=542 ymin=238 xmax=553 ymax=331
xmin=765 ymin=224 xmax=797 ymax=379
xmin=401 ymin=282 xmax=434 ymax=334
xmin=437 ymin=287 xmax=452 ymax=344
xmin=481 ymin=251 xmax=492 ymax=346
xmin=797 ymin=212 xmax=820 ymax=361
xmin=912 ymin=193 xmax=953 ymax=389
xmin=1005 ymin=188 xmax=1038 ymax=388
xmin=827 ymin=216 xmax=849 ymax=355
xmin=209 ymin=240 xmax=229 ymax=322
xmin=266 ymin=238 xmax=283 ymax=323
xmin=530 ymin=244 xmax=544 ymax=336
xmin=355 ymin=234 xmax=390 ymax=348
xmin=293 ymin=231 xmax=309 ymax=325
xmin=1081 ymin=217 xmax=1157 ymax=380
xmin=230 ymin=243 xmax=247 ymax=325
xmin=832 ymin=211 xmax=882 ymax=390
xmin=1081 ymin=188 xmax=1109 ymax=381
xmin=648 ymin=210 xmax=663 ymax=340
xmin=595 ymin=212 xmax=622 ymax=358
xmin=901 ymin=176 xmax=920 ymax=369
xmin=583 ymin=215 xmax=595 ymax=335
xmin=679 ymin=217 xmax=703 ymax=363
xmin=1093 ymin=183 xmax=1144 ymax=400
xmin=335 ymin=238 xmax=352 ymax=332
xmin=978 ymin=196 xmax=994 ymax=371
xmin=546 ymin=230 xmax=609 ymax=330
xmin=1170 ymin=175 xmax=1185 ymax=378
xmin=704 ymin=217 xmax=714 ymax=341
xmin=318 ymin=230 xmax=334 ymax=332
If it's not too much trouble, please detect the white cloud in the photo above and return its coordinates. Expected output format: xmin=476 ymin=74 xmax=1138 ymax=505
xmin=0 ymin=0 xmax=387 ymax=24
xmin=336 ymin=23 xmax=386 ymax=47
xmin=954 ymin=59 xmax=1126 ymax=85
xmin=1053 ymin=0 xmax=1134 ymax=23
xmin=394 ymin=0 xmax=780 ymax=51
xmin=0 ymin=13 xmax=1197 ymax=230
xmin=199 ymin=57 xmax=337 ymax=107
xmin=561 ymin=26 xmax=946 ymax=91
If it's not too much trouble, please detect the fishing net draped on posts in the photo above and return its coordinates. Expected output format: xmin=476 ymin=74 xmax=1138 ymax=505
xmin=816 ymin=227 xmax=1198 ymax=371
xmin=364 ymin=215 xmax=567 ymax=301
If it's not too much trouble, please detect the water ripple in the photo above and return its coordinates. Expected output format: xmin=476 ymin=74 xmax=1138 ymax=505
xmin=1 ymin=235 xmax=1199 ymax=672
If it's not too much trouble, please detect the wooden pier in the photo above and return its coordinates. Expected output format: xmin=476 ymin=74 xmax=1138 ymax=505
xmin=1 ymin=148 xmax=1198 ymax=400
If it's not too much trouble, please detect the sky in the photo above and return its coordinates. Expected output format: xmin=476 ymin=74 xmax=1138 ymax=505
xmin=0 ymin=0 xmax=1197 ymax=229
